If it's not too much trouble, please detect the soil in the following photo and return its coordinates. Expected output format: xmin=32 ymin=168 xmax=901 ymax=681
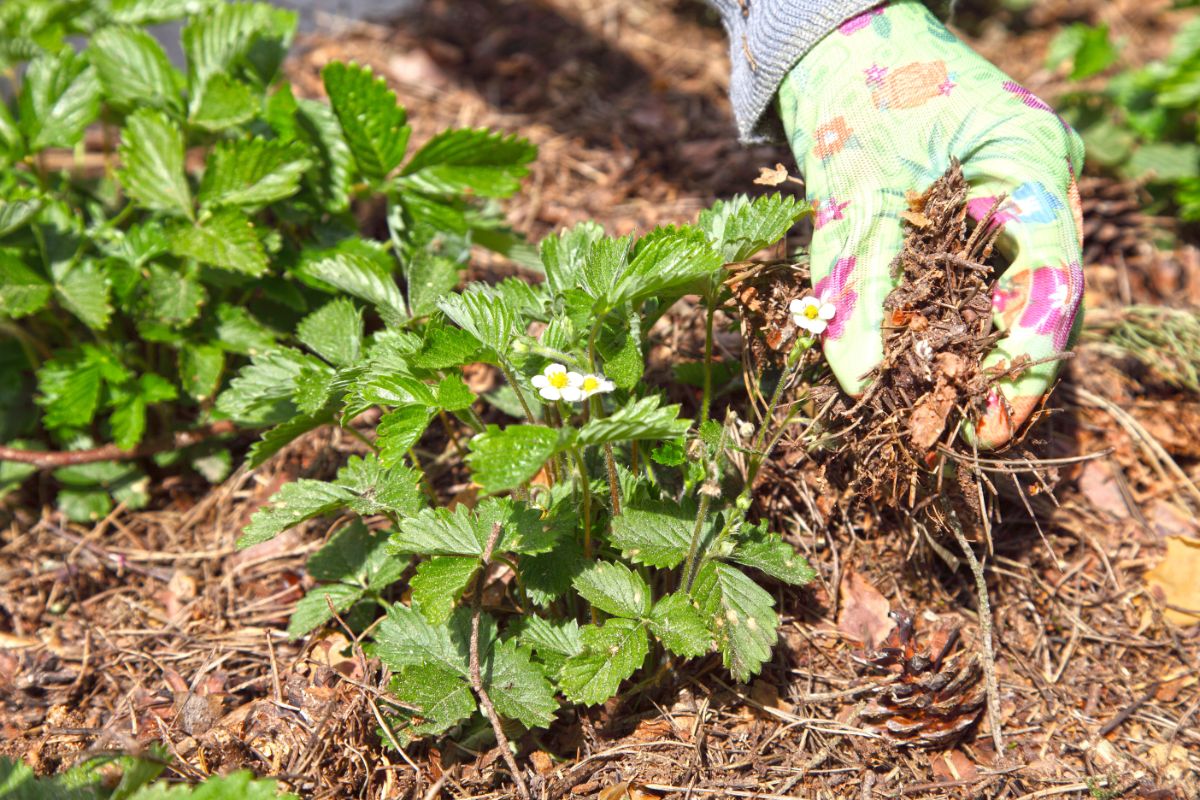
xmin=3 ymin=1 xmax=1199 ymax=799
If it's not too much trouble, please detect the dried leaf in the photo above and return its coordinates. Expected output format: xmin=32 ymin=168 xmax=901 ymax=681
xmin=900 ymin=209 xmax=931 ymax=228
xmin=929 ymin=749 xmax=978 ymax=782
xmin=837 ymin=570 xmax=894 ymax=649
xmin=753 ymin=163 xmax=790 ymax=186
xmin=1145 ymin=536 xmax=1200 ymax=626
xmin=910 ymin=383 xmax=956 ymax=452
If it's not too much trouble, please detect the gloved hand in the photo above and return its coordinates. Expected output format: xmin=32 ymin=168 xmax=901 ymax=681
xmin=776 ymin=0 xmax=1085 ymax=448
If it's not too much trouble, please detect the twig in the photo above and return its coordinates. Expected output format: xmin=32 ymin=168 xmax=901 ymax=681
xmin=1097 ymin=682 xmax=1159 ymax=736
xmin=942 ymin=500 xmax=1004 ymax=754
xmin=0 ymin=420 xmax=237 ymax=468
xmin=470 ymin=521 xmax=530 ymax=800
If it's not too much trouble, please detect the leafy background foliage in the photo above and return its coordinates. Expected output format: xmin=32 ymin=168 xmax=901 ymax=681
xmin=0 ymin=0 xmax=533 ymax=519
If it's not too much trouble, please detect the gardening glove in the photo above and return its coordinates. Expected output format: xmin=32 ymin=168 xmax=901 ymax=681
xmin=773 ymin=1 xmax=1085 ymax=449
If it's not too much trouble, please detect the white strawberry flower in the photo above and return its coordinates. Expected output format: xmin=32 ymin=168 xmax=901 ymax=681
xmin=578 ymin=373 xmax=615 ymax=399
xmin=531 ymin=362 xmax=584 ymax=402
xmin=789 ymin=295 xmax=836 ymax=336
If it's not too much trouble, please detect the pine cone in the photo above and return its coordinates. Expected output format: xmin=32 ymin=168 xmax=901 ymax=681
xmin=854 ymin=611 xmax=985 ymax=749
xmin=1080 ymin=175 xmax=1159 ymax=271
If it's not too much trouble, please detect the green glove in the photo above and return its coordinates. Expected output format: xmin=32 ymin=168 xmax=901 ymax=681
xmin=777 ymin=0 xmax=1085 ymax=448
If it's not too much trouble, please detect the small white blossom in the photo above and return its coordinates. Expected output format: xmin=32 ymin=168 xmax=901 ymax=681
xmin=578 ymin=373 xmax=615 ymax=399
xmin=531 ymin=363 xmax=583 ymax=402
xmin=789 ymin=295 xmax=836 ymax=335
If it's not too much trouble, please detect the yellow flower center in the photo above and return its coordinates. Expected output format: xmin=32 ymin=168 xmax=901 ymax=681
xmin=582 ymin=376 xmax=600 ymax=392
xmin=804 ymin=305 xmax=820 ymax=320
xmin=549 ymin=372 xmax=569 ymax=389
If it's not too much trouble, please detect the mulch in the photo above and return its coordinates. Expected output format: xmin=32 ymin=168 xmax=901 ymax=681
xmin=2 ymin=0 xmax=1199 ymax=798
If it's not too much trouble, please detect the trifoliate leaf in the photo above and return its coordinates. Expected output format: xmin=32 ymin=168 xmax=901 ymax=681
xmin=572 ymin=561 xmax=651 ymax=619
xmin=376 ymin=405 xmax=431 ymax=468
xmin=36 ymin=353 xmax=104 ymax=430
xmin=374 ymin=603 xmax=466 ymax=674
xmin=517 ymin=616 xmax=581 ymax=677
xmin=118 ymin=109 xmax=192 ymax=218
xmin=170 ymin=209 xmax=268 ymax=276
xmin=389 ymin=664 xmax=475 ymax=739
xmin=731 ymin=525 xmax=816 ymax=586
xmin=698 ymin=193 xmax=808 ymax=263
xmin=398 ymin=128 xmax=535 ymax=198
xmin=606 ymin=225 xmax=723 ymax=309
xmin=390 ymin=498 xmax=551 ymax=556
xmin=18 ymin=50 xmax=101 ymax=150
xmin=182 ymin=1 xmax=296 ymax=96
xmin=240 ymin=479 xmax=354 ymax=548
xmin=609 ymin=499 xmax=695 ymax=569
xmin=188 ymin=73 xmax=257 ymax=131
xmin=488 ymin=639 xmax=559 ymax=728
xmin=89 ymin=26 xmax=182 ymax=111
xmin=412 ymin=323 xmax=484 ymax=369
xmin=199 ymin=137 xmax=311 ymax=208
xmin=466 ymin=424 xmax=560 ymax=493
xmin=296 ymin=298 xmax=363 ymax=367
xmin=287 ymin=582 xmax=363 ymax=639
xmin=648 ymin=593 xmax=711 ymax=658
xmin=322 ymin=61 xmax=410 ymax=181
xmin=560 ymin=618 xmax=648 ymax=705
xmin=144 ymin=266 xmax=205 ymax=328
xmin=690 ymin=561 xmax=778 ymax=682
xmin=577 ymin=396 xmax=690 ymax=447
xmin=216 ymin=348 xmax=317 ymax=425
xmin=0 ymin=254 xmax=52 ymax=318
xmin=306 ymin=253 xmax=406 ymax=326
xmin=411 ymin=556 xmax=479 ymax=625
xmin=435 ymin=374 xmax=476 ymax=411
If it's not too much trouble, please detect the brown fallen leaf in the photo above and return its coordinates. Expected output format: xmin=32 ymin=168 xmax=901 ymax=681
xmin=929 ymin=749 xmax=979 ymax=783
xmin=838 ymin=569 xmax=895 ymax=649
xmin=1078 ymin=461 xmax=1130 ymax=518
xmin=1145 ymin=536 xmax=1200 ymax=626
xmin=754 ymin=162 xmax=790 ymax=186
xmin=528 ymin=750 xmax=555 ymax=775
xmin=910 ymin=383 xmax=957 ymax=452
xmin=598 ymin=783 xmax=661 ymax=800
xmin=900 ymin=209 xmax=932 ymax=228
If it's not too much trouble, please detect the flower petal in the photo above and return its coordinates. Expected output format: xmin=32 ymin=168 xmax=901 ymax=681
xmin=566 ymin=371 xmax=585 ymax=387
xmin=543 ymin=363 xmax=567 ymax=376
xmin=560 ymin=387 xmax=582 ymax=402
xmin=818 ymin=303 xmax=836 ymax=320
xmin=531 ymin=375 xmax=548 ymax=388
xmin=538 ymin=386 xmax=560 ymax=400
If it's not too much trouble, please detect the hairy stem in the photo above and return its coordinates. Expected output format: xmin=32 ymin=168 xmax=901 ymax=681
xmin=699 ymin=293 xmax=717 ymax=427
xmin=470 ymin=522 xmax=530 ymax=800
xmin=681 ymin=490 xmax=713 ymax=593
xmin=571 ymin=447 xmax=593 ymax=560
xmin=499 ymin=361 xmax=537 ymax=424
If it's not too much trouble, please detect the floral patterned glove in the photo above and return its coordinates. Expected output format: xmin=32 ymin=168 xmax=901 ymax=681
xmin=777 ymin=0 xmax=1085 ymax=448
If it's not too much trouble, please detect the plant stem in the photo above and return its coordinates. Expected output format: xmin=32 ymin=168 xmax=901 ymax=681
xmin=0 ymin=421 xmax=237 ymax=469
xmin=699 ymin=293 xmax=717 ymax=427
xmin=499 ymin=361 xmax=537 ymax=424
xmin=681 ymin=490 xmax=713 ymax=593
xmin=469 ymin=522 xmax=530 ymax=800
xmin=745 ymin=339 xmax=807 ymax=487
xmin=570 ymin=447 xmax=593 ymax=560
xmin=345 ymin=424 xmax=380 ymax=454
xmin=603 ymin=442 xmax=621 ymax=516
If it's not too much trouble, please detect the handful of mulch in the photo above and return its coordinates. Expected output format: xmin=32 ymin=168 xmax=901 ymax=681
xmin=820 ymin=161 xmax=1014 ymax=508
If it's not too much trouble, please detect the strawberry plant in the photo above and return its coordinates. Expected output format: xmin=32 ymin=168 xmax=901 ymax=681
xmin=0 ymin=0 xmax=534 ymax=519
xmin=231 ymin=191 xmax=820 ymax=785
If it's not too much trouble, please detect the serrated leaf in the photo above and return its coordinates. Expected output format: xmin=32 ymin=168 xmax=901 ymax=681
xmin=214 ymin=303 xmax=277 ymax=355
xmin=306 ymin=520 xmax=389 ymax=584
xmin=690 ymin=561 xmax=778 ymax=682
xmin=240 ymin=479 xmax=354 ymax=548
xmin=36 ymin=354 xmax=104 ymax=430
xmin=437 ymin=289 xmax=518 ymax=356
xmin=609 ymin=499 xmax=694 ymax=568
xmin=522 ymin=536 xmax=586 ymax=607
xmin=294 ymin=97 xmax=353 ymax=212
xmin=595 ymin=315 xmax=642 ymax=390
xmin=307 ymin=253 xmax=407 ymax=326
xmin=0 ymin=196 xmax=43 ymax=238
xmin=58 ymin=486 xmax=112 ymax=522
xmin=118 ymin=109 xmax=192 ymax=218
xmin=333 ymin=454 xmax=427 ymax=518
xmin=322 ymin=61 xmax=410 ymax=181
xmin=466 ymin=424 xmax=560 ymax=493
xmin=374 ymin=603 xmax=466 ymax=674
xmin=216 ymin=347 xmax=316 ymax=424
xmin=648 ymin=593 xmax=711 ymax=657
xmin=411 ymin=557 xmax=479 ymax=625
xmin=412 ymin=323 xmax=484 ymax=369
xmin=398 ymin=128 xmax=535 ymax=198
xmin=577 ymin=395 xmax=690 ymax=447
xmin=171 ymin=209 xmax=268 ymax=275
xmin=145 ymin=266 xmax=205 ymax=328
xmin=435 ymin=374 xmax=476 ymax=411
xmin=731 ymin=526 xmax=816 ymax=586
xmin=189 ymin=73 xmax=258 ymax=131
xmin=698 ymin=193 xmax=807 ymax=263
xmin=573 ymin=561 xmax=650 ymax=619
xmin=287 ymin=582 xmax=363 ymax=639
xmin=390 ymin=498 xmax=552 ymax=557
xmin=296 ymin=298 xmax=363 ymax=366
xmin=487 ymin=639 xmax=558 ymax=728
xmin=0 ymin=254 xmax=51 ymax=318
xmin=18 ymin=50 xmax=100 ymax=150
xmin=55 ymin=259 xmax=112 ymax=330
xmin=518 ymin=616 xmax=582 ymax=666
xmin=376 ymin=405 xmax=430 ymax=467
xmin=183 ymin=1 xmax=296 ymax=101
xmin=650 ymin=438 xmax=685 ymax=467
xmin=406 ymin=252 xmax=459 ymax=318
xmin=128 ymin=770 xmax=295 ymax=799
xmin=200 ymin=137 xmax=311 ymax=208
xmin=247 ymin=412 xmax=328 ymax=468
xmin=560 ymin=618 xmax=648 ymax=705
xmin=607 ymin=225 xmax=723 ymax=309
xmin=390 ymin=664 xmax=475 ymax=739
xmin=89 ymin=26 xmax=182 ymax=111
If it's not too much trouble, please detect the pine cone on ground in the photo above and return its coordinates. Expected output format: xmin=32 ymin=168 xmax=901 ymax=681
xmin=854 ymin=611 xmax=985 ymax=749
